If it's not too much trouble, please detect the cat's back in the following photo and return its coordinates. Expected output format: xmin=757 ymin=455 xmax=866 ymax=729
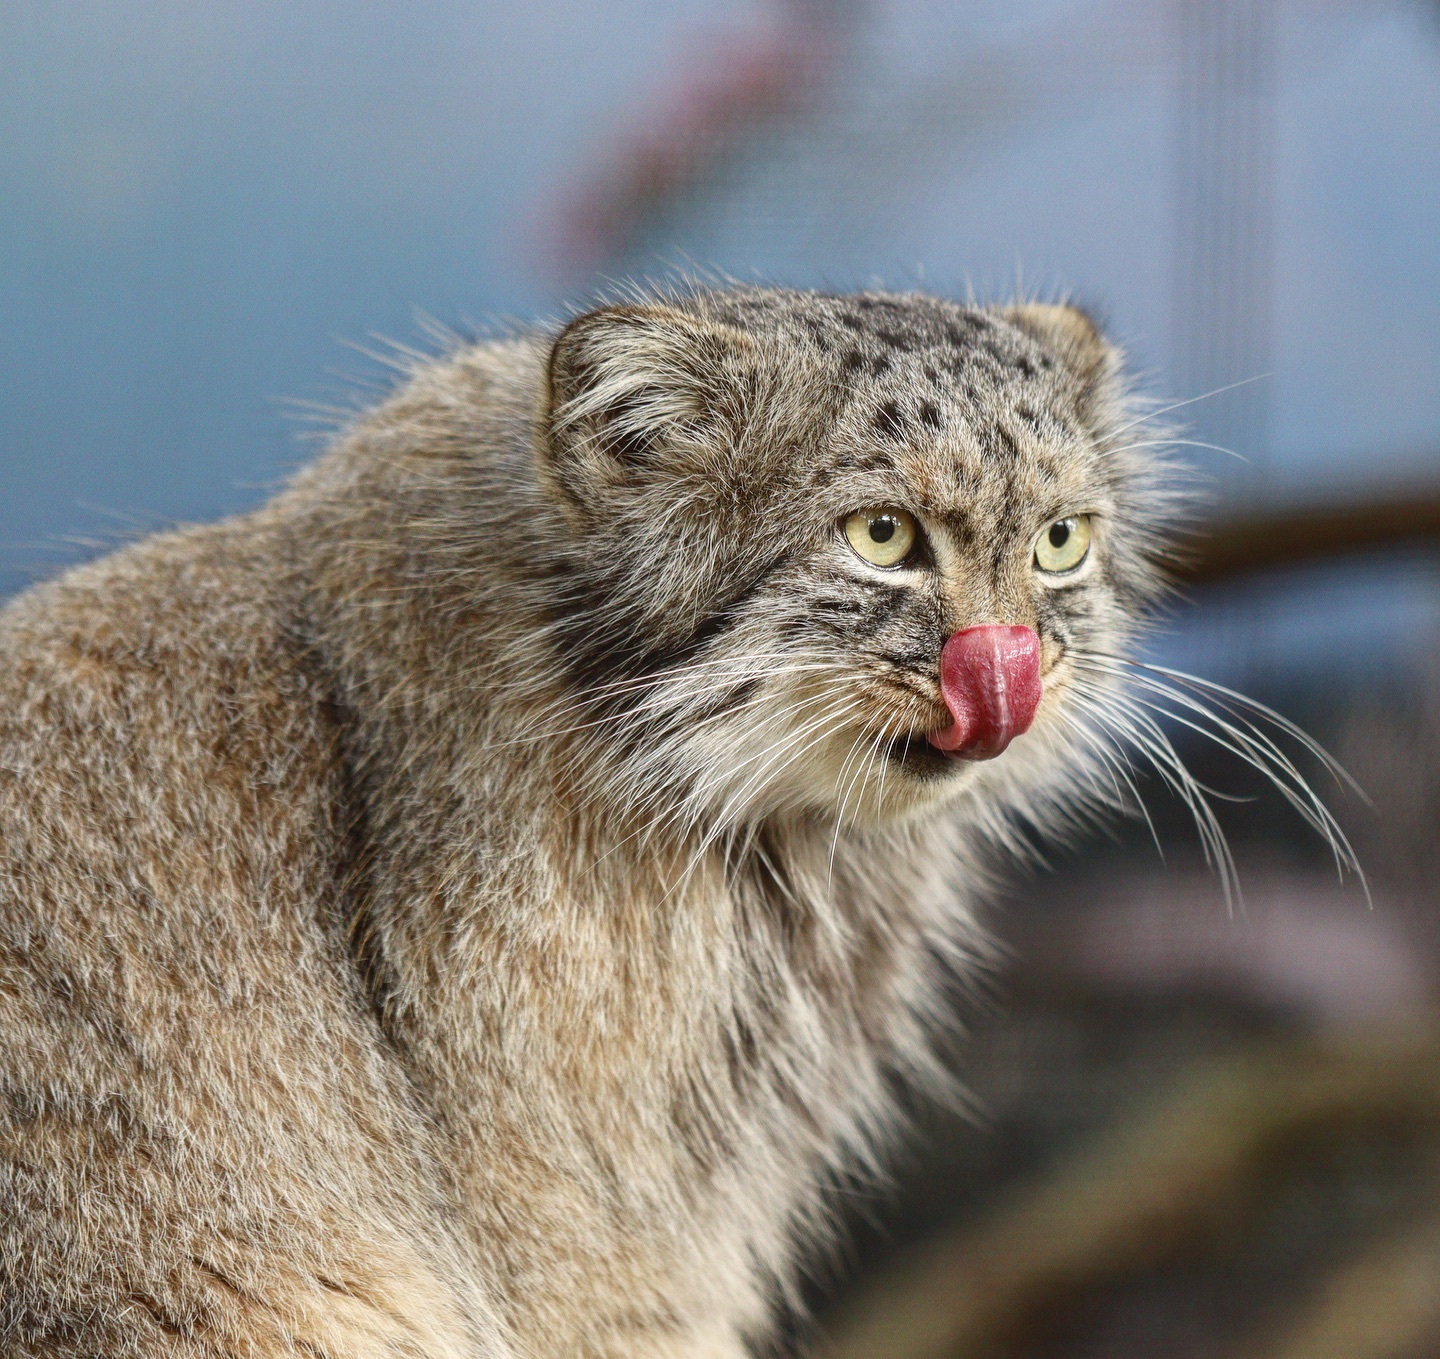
xmin=0 ymin=513 xmax=339 ymax=950
xmin=0 ymin=520 xmax=483 ymax=1359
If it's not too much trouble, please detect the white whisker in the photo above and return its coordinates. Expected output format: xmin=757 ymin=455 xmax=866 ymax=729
xmin=1067 ymin=649 xmax=1368 ymax=908
xmin=1108 ymin=374 xmax=1271 ymax=441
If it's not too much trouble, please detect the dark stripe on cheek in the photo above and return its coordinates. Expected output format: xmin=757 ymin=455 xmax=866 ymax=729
xmin=876 ymin=647 xmax=941 ymax=672
xmin=849 ymin=586 xmax=913 ymax=639
xmin=812 ymin=595 xmax=867 ymax=619
xmin=989 ymin=464 xmax=1035 ymax=578
xmin=687 ymin=604 xmax=742 ymax=653
xmin=689 ymin=677 xmax=763 ymax=722
xmin=1036 ymin=582 xmax=1097 ymax=650
xmin=555 ymin=557 xmax=786 ymax=698
xmin=1101 ymin=555 xmax=1157 ymax=613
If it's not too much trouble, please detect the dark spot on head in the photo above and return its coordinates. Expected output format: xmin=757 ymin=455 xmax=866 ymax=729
xmin=873 ymin=400 xmax=907 ymax=441
xmin=839 ymin=314 xmax=864 ymax=331
xmin=840 ymin=348 xmax=866 ymax=375
xmin=992 ymin=426 xmax=1020 ymax=461
xmin=947 ymin=509 xmax=977 ymax=549
xmin=869 ymin=354 xmax=892 ymax=376
xmin=944 ymin=314 xmax=990 ymax=346
xmin=801 ymin=317 xmax=832 ymax=352
xmin=1016 ymin=403 xmax=1044 ymax=434
xmin=875 ymin=328 xmax=917 ymax=353
xmin=917 ymin=400 xmax=944 ymax=433
xmin=1015 ymin=356 xmax=1039 ymax=379
xmin=836 ymin=449 xmax=892 ymax=473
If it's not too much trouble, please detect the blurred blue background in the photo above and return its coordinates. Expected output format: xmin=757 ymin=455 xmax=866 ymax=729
xmin=3 ymin=0 xmax=1437 ymax=608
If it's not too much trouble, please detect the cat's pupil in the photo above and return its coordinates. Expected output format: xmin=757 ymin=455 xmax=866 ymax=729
xmin=871 ymin=518 xmax=896 ymax=544
xmin=1049 ymin=521 xmax=1071 ymax=548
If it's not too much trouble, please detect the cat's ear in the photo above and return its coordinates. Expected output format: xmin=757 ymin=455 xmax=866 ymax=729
xmin=1003 ymin=303 xmax=1118 ymax=417
xmin=543 ymin=304 xmax=753 ymax=504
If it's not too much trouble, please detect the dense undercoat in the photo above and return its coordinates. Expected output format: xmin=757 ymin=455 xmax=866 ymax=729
xmin=0 ymin=288 xmax=1171 ymax=1357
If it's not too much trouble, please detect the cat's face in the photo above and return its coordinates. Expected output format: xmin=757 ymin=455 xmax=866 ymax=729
xmin=539 ymin=288 xmax=1173 ymax=832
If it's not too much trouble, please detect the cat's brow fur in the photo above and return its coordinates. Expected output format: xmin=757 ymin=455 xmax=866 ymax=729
xmin=0 ymin=286 xmax=1176 ymax=1358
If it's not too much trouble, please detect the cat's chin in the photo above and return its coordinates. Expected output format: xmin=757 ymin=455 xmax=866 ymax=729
xmin=885 ymin=734 xmax=971 ymax=779
xmin=858 ymin=731 xmax=1023 ymax=819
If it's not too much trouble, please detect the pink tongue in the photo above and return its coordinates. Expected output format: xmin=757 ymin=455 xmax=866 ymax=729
xmin=928 ymin=625 xmax=1042 ymax=760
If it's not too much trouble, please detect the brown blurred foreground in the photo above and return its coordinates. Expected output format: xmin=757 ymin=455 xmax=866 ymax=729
xmin=1174 ymin=483 xmax=1440 ymax=586
xmin=822 ymin=1026 xmax=1440 ymax=1359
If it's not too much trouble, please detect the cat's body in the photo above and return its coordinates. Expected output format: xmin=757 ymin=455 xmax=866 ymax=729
xmin=0 ymin=288 xmax=1173 ymax=1358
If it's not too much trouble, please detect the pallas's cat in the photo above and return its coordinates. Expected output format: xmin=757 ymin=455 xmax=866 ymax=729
xmin=0 ymin=289 xmax=1349 ymax=1358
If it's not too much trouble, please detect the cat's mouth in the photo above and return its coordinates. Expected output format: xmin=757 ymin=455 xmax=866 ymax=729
xmin=918 ymin=624 xmax=1044 ymax=763
xmin=884 ymin=713 xmax=1038 ymax=775
xmin=885 ymin=734 xmax=958 ymax=775
xmin=867 ymin=626 xmax=1047 ymax=774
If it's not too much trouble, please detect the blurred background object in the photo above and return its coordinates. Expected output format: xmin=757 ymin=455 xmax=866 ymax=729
xmin=4 ymin=1 xmax=1440 ymax=1354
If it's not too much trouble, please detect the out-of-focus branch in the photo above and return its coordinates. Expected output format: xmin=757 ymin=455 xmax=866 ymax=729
xmin=1245 ymin=1211 xmax=1440 ymax=1359
xmin=536 ymin=0 xmax=1374 ymax=276
xmin=540 ymin=2 xmax=852 ymax=272
xmin=1174 ymin=481 xmax=1440 ymax=585
xmin=819 ymin=1027 xmax=1440 ymax=1359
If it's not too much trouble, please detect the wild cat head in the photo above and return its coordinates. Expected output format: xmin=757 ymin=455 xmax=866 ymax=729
xmin=530 ymin=286 xmax=1180 ymax=836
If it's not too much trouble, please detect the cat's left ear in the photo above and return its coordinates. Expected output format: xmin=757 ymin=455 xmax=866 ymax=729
xmin=543 ymin=304 xmax=754 ymax=507
xmin=1002 ymin=303 xmax=1119 ymax=419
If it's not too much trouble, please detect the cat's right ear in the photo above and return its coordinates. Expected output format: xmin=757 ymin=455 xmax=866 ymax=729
xmin=542 ymin=304 xmax=753 ymax=508
xmin=1002 ymin=303 xmax=1119 ymax=427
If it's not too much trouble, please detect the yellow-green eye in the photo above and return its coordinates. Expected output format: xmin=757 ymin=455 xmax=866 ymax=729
xmin=844 ymin=508 xmax=918 ymax=568
xmin=1034 ymin=514 xmax=1093 ymax=574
